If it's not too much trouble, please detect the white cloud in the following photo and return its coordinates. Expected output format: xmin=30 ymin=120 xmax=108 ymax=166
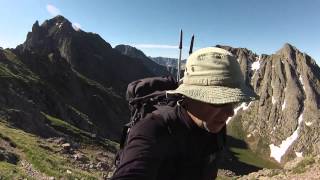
xmin=46 ymin=4 xmax=61 ymax=16
xmin=72 ymin=23 xmax=81 ymax=31
xmin=133 ymin=44 xmax=179 ymax=49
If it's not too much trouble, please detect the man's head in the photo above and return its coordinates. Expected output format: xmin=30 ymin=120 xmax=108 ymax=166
xmin=168 ymin=47 xmax=258 ymax=132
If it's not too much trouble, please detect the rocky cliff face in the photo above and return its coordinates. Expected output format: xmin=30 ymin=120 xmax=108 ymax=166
xmin=218 ymin=44 xmax=320 ymax=163
xmin=114 ymin=45 xmax=171 ymax=76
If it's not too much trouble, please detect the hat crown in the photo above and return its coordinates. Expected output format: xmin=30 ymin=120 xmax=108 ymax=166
xmin=183 ymin=47 xmax=244 ymax=87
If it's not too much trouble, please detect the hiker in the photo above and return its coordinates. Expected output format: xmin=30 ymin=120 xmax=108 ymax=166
xmin=111 ymin=47 xmax=258 ymax=180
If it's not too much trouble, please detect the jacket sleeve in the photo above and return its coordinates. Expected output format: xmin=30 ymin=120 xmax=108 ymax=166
xmin=111 ymin=114 xmax=170 ymax=180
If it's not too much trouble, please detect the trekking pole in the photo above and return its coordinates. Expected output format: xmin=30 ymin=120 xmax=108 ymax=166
xmin=189 ymin=34 xmax=194 ymax=55
xmin=177 ymin=29 xmax=183 ymax=81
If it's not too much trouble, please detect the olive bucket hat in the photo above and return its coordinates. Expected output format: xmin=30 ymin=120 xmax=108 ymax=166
xmin=167 ymin=47 xmax=258 ymax=104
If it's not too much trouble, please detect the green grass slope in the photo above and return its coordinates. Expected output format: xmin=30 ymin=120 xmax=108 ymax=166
xmin=0 ymin=120 xmax=116 ymax=179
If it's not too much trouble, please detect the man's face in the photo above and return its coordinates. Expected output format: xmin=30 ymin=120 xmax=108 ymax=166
xmin=186 ymin=99 xmax=235 ymax=133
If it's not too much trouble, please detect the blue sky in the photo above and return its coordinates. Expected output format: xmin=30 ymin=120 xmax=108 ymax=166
xmin=0 ymin=0 xmax=319 ymax=64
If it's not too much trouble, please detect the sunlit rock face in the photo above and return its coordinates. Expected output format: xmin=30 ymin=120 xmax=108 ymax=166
xmin=218 ymin=44 xmax=320 ymax=163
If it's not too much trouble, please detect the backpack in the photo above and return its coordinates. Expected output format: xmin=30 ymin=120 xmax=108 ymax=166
xmin=120 ymin=75 xmax=179 ymax=148
xmin=114 ymin=76 xmax=179 ymax=167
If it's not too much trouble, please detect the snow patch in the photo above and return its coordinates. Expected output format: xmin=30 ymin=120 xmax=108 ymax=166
xmin=299 ymin=75 xmax=304 ymax=85
xmin=226 ymin=117 xmax=232 ymax=124
xmin=234 ymin=102 xmax=251 ymax=114
xmin=282 ymin=101 xmax=286 ymax=111
xmin=66 ymin=169 xmax=72 ymax=174
xmin=298 ymin=113 xmax=303 ymax=124
xmin=269 ymin=113 xmax=304 ymax=162
xmin=305 ymin=121 xmax=313 ymax=126
xmin=72 ymin=23 xmax=81 ymax=31
xmin=251 ymin=61 xmax=261 ymax=71
xmin=226 ymin=102 xmax=252 ymax=124
xmin=272 ymin=96 xmax=276 ymax=104
xmin=299 ymin=75 xmax=306 ymax=91
xmin=295 ymin=152 xmax=303 ymax=158
xmin=55 ymin=22 xmax=63 ymax=29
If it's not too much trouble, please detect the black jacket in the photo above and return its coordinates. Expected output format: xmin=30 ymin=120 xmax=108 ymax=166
xmin=111 ymin=105 xmax=224 ymax=180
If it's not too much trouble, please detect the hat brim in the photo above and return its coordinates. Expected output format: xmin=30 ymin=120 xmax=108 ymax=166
xmin=167 ymin=84 xmax=259 ymax=104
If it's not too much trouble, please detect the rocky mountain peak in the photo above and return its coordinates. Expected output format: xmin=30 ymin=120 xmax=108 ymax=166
xmin=275 ymin=43 xmax=303 ymax=67
xmin=16 ymin=15 xmax=114 ymax=69
xmin=17 ymin=15 xmax=87 ymax=55
xmin=31 ymin=20 xmax=40 ymax=32
xmin=51 ymin=15 xmax=70 ymax=23
xmin=115 ymin=45 xmax=148 ymax=60
xmin=41 ymin=15 xmax=75 ymax=33
xmin=33 ymin=15 xmax=75 ymax=36
xmin=276 ymin=43 xmax=297 ymax=56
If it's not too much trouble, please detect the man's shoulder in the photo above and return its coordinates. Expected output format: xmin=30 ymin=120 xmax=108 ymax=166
xmin=129 ymin=105 xmax=178 ymax=139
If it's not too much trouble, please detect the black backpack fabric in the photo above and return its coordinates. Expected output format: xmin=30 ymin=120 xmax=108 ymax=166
xmin=120 ymin=75 xmax=178 ymax=148
xmin=114 ymin=76 xmax=179 ymax=167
